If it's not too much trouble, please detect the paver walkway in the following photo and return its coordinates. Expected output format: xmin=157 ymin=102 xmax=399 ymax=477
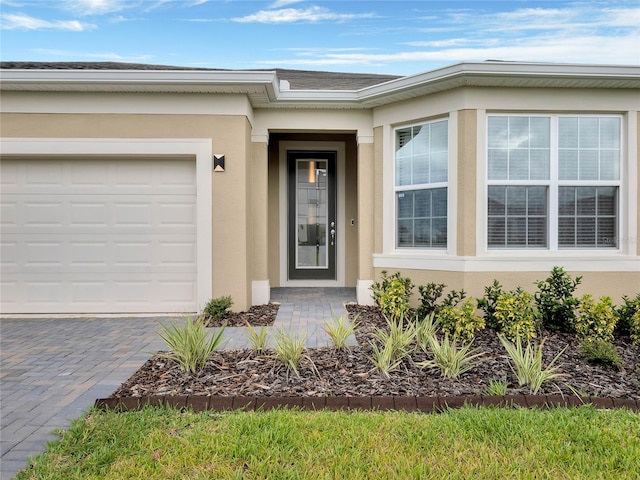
xmin=0 ymin=288 xmax=356 ymax=479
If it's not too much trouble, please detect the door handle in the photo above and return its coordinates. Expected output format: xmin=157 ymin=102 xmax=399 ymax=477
xmin=330 ymin=221 xmax=336 ymax=246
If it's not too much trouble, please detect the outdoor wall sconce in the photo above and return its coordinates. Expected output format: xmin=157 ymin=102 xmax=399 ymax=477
xmin=213 ymin=154 xmax=225 ymax=172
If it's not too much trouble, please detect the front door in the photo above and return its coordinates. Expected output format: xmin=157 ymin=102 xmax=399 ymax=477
xmin=287 ymin=151 xmax=337 ymax=280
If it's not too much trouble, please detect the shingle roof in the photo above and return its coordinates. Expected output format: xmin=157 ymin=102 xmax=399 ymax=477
xmin=0 ymin=62 xmax=401 ymax=91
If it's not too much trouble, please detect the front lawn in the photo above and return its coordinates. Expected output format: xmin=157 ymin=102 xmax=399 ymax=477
xmin=16 ymin=406 xmax=640 ymax=479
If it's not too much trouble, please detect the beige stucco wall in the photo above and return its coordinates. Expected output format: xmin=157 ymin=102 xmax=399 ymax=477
xmin=637 ymin=111 xmax=640 ymax=257
xmin=456 ymin=109 xmax=477 ymax=257
xmin=1 ymin=111 xmax=255 ymax=311
xmin=371 ymin=268 xmax=639 ymax=308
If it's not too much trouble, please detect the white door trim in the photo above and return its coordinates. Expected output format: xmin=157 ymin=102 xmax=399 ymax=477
xmin=278 ymin=141 xmax=346 ymax=287
xmin=0 ymin=137 xmax=213 ymax=312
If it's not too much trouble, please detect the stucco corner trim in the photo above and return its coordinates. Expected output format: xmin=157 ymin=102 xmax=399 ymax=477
xmin=252 ymin=280 xmax=271 ymax=306
xmin=356 ymin=280 xmax=375 ymax=306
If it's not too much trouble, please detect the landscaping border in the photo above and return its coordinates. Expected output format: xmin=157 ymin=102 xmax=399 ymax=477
xmin=94 ymin=395 xmax=639 ymax=413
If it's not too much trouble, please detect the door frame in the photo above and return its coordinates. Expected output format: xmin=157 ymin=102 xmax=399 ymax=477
xmin=279 ymin=141 xmax=345 ymax=287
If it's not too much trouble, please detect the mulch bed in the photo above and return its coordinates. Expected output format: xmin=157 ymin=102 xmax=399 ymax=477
xmin=204 ymin=303 xmax=279 ymax=327
xmin=109 ymin=304 xmax=640 ymax=407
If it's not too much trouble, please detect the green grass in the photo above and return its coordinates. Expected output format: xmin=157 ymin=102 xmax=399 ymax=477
xmin=16 ymin=406 xmax=640 ymax=479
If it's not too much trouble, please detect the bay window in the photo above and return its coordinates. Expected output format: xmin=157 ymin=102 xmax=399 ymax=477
xmin=487 ymin=115 xmax=621 ymax=250
xmin=395 ymin=119 xmax=448 ymax=248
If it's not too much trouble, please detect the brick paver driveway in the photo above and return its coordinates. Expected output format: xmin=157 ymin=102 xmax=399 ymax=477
xmin=0 ymin=316 xmax=169 ymax=479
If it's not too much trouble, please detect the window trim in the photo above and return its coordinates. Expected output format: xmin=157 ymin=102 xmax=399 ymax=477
xmin=485 ymin=113 xmax=623 ymax=253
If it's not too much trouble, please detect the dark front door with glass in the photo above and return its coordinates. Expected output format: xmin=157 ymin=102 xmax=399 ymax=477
xmin=287 ymin=151 xmax=337 ymax=280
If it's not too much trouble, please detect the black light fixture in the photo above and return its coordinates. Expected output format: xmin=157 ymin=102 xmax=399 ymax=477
xmin=213 ymin=154 xmax=225 ymax=172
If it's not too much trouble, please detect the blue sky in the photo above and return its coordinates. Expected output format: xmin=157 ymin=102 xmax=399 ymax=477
xmin=1 ymin=0 xmax=638 ymax=76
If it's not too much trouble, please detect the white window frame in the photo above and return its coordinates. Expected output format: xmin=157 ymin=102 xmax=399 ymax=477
xmin=485 ymin=113 xmax=623 ymax=253
xmin=392 ymin=116 xmax=452 ymax=251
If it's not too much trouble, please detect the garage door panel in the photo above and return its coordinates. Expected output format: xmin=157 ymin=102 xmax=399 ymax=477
xmin=2 ymin=272 xmax=196 ymax=313
xmin=2 ymin=195 xmax=196 ymax=234
xmin=0 ymin=157 xmax=198 ymax=313
xmin=3 ymin=235 xmax=195 ymax=273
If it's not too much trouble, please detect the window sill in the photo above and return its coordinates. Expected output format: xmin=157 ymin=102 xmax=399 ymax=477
xmin=373 ymin=251 xmax=639 ymax=272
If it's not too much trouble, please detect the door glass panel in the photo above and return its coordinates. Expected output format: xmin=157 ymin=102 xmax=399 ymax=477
xmin=296 ymin=159 xmax=328 ymax=269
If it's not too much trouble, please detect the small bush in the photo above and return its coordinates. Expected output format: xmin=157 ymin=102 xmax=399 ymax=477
xmin=493 ymin=290 xmax=540 ymax=342
xmin=574 ymin=294 xmax=617 ymax=342
xmin=416 ymin=283 xmax=445 ymax=317
xmin=579 ymin=339 xmax=622 ymax=369
xmin=442 ymin=289 xmax=467 ymax=307
xmin=203 ymin=296 xmax=233 ymax=321
xmin=534 ymin=266 xmax=582 ymax=333
xmin=477 ymin=280 xmax=505 ymax=330
xmin=371 ymin=271 xmax=414 ymax=320
xmin=437 ymin=298 xmax=485 ymax=343
xmin=368 ymin=338 xmax=404 ymax=379
xmin=616 ymin=294 xmax=640 ymax=344
xmin=157 ymin=316 xmax=225 ymax=373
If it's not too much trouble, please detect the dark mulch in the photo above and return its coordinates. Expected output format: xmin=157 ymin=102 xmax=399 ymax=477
xmin=112 ymin=304 xmax=640 ymax=400
xmin=204 ymin=303 xmax=279 ymax=327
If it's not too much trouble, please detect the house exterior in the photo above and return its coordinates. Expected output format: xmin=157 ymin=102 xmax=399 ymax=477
xmin=1 ymin=61 xmax=638 ymax=314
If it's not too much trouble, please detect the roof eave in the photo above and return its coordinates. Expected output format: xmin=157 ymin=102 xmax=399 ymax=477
xmin=1 ymin=62 xmax=638 ymax=109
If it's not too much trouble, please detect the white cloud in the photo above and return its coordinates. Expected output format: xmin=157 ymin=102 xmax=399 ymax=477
xmin=258 ymin=32 xmax=640 ymax=68
xmin=33 ymin=48 xmax=154 ymax=62
xmin=232 ymin=6 xmax=375 ymax=24
xmin=0 ymin=13 xmax=95 ymax=31
xmin=270 ymin=0 xmax=304 ymax=7
xmin=61 ymin=0 xmax=132 ymax=16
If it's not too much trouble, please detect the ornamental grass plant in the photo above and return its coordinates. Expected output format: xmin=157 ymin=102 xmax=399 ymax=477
xmin=272 ymin=328 xmax=308 ymax=377
xmin=245 ymin=322 xmax=269 ymax=353
xmin=323 ymin=313 xmax=357 ymax=350
xmin=419 ymin=334 xmax=484 ymax=379
xmin=499 ymin=335 xmax=567 ymax=394
xmin=156 ymin=316 xmax=225 ymax=373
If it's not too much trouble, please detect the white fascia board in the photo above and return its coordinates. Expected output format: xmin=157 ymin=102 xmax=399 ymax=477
xmin=0 ymin=69 xmax=280 ymax=97
xmin=357 ymin=62 xmax=640 ymax=102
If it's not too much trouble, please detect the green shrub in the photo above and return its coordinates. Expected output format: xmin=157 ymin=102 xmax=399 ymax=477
xmin=442 ymin=289 xmax=467 ymax=307
xmin=157 ymin=316 xmax=225 ymax=373
xmin=493 ymin=290 xmax=540 ymax=341
xmin=477 ymin=280 xmax=505 ymax=330
xmin=498 ymin=335 xmax=567 ymax=395
xmin=437 ymin=298 xmax=485 ymax=343
xmin=574 ymin=294 xmax=617 ymax=342
xmin=416 ymin=283 xmax=445 ymax=317
xmin=579 ymin=339 xmax=622 ymax=369
xmin=370 ymin=271 xmax=414 ymax=320
xmin=534 ymin=266 xmax=582 ymax=333
xmin=616 ymin=294 xmax=640 ymax=344
xmin=203 ymin=295 xmax=233 ymax=321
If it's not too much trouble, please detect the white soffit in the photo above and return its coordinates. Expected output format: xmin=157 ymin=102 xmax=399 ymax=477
xmin=1 ymin=62 xmax=639 ymax=110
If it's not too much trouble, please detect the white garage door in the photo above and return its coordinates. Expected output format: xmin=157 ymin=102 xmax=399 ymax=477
xmin=0 ymin=157 xmax=197 ymax=314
